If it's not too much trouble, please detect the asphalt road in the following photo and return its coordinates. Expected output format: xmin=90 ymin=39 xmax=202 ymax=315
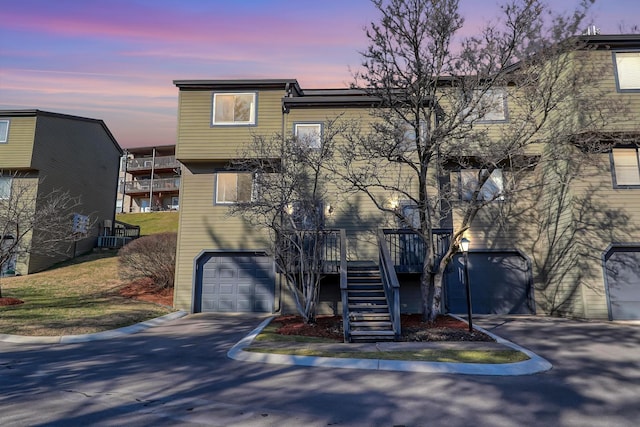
xmin=1 ymin=313 xmax=639 ymax=426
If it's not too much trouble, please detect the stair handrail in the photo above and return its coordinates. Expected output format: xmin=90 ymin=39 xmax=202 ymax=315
xmin=339 ymin=229 xmax=350 ymax=342
xmin=377 ymin=229 xmax=401 ymax=340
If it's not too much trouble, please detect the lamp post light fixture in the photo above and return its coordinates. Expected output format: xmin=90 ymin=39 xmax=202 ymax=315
xmin=460 ymin=237 xmax=473 ymax=333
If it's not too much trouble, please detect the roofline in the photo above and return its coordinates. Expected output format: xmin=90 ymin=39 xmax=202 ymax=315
xmin=579 ymin=34 xmax=640 ymax=49
xmin=125 ymin=144 xmax=176 ymax=154
xmin=0 ymin=109 xmax=123 ymax=155
xmin=173 ymin=79 xmax=301 ymax=93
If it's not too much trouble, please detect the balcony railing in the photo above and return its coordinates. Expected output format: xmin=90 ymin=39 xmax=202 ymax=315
xmin=276 ymin=229 xmax=342 ymax=274
xmin=127 ymin=155 xmax=179 ymax=171
xmin=123 ymin=177 xmax=180 ymax=194
xmin=381 ymin=228 xmax=452 ymax=273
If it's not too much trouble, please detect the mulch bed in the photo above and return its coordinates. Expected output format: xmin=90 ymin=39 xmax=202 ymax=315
xmin=118 ymin=278 xmax=174 ymax=307
xmin=0 ymin=297 xmax=24 ymax=306
xmin=273 ymin=313 xmax=494 ymax=342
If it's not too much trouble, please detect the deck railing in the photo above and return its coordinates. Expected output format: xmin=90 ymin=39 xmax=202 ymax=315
xmin=97 ymin=220 xmax=141 ymax=249
xmin=378 ymin=229 xmax=401 ymax=339
xmin=127 ymin=155 xmax=179 ymax=171
xmin=123 ymin=177 xmax=180 ymax=194
xmin=277 ymin=229 xmax=342 ymax=274
xmin=382 ymin=228 xmax=452 ymax=273
xmin=339 ymin=229 xmax=349 ymax=342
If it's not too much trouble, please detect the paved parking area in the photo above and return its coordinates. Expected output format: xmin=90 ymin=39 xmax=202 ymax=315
xmin=1 ymin=313 xmax=639 ymax=426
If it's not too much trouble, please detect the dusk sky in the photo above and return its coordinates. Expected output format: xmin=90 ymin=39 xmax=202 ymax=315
xmin=1 ymin=0 xmax=638 ymax=148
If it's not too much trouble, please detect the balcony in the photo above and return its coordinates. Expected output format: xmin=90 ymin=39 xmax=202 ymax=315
xmin=127 ymin=155 xmax=179 ymax=172
xmin=123 ymin=177 xmax=180 ymax=194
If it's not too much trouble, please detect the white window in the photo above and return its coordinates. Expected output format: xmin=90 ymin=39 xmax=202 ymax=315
xmin=294 ymin=123 xmax=322 ymax=149
xmin=393 ymin=121 xmax=420 ymax=153
xmin=614 ymin=52 xmax=640 ymax=91
xmin=0 ymin=120 xmax=9 ymax=143
xmin=0 ymin=176 xmax=12 ymax=199
xmin=215 ymin=172 xmax=253 ymax=204
xmin=212 ymin=93 xmax=256 ymax=125
xmin=460 ymin=169 xmax=504 ymax=201
xmin=612 ymin=148 xmax=640 ymax=186
xmin=463 ymin=89 xmax=508 ymax=122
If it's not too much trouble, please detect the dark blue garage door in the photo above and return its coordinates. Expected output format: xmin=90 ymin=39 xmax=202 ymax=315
xmin=445 ymin=251 xmax=534 ymax=315
xmin=195 ymin=253 xmax=275 ymax=313
xmin=605 ymin=247 xmax=640 ymax=320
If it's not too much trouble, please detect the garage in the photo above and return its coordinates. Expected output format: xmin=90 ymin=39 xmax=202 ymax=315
xmin=445 ymin=251 xmax=534 ymax=315
xmin=194 ymin=252 xmax=275 ymax=313
xmin=604 ymin=246 xmax=640 ymax=320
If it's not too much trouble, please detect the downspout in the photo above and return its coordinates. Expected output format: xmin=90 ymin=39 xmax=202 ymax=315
xmin=148 ymin=147 xmax=156 ymax=212
xmin=120 ymin=149 xmax=128 ymax=213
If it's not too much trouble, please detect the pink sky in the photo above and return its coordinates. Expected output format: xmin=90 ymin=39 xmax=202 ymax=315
xmin=1 ymin=0 xmax=638 ymax=148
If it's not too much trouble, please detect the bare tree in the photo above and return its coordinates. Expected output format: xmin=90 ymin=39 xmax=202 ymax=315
xmin=230 ymin=119 xmax=344 ymax=324
xmin=331 ymin=0 xmax=622 ymax=321
xmin=0 ymin=173 xmax=91 ymax=296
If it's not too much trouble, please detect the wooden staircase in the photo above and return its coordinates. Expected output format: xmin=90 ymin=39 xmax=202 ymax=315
xmin=346 ymin=263 xmax=396 ymax=342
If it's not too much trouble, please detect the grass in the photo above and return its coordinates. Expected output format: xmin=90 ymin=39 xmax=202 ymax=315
xmin=0 ymin=250 xmax=173 ymax=336
xmin=116 ymin=211 xmax=179 ymax=235
xmin=246 ymin=347 xmax=529 ymax=363
xmin=250 ymin=320 xmax=530 ymax=364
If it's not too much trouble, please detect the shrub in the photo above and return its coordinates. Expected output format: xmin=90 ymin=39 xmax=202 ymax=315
xmin=118 ymin=232 xmax=177 ymax=289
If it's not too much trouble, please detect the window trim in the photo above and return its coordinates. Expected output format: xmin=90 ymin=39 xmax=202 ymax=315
xmin=612 ymin=51 xmax=640 ymax=93
xmin=0 ymin=176 xmax=12 ymax=200
xmin=211 ymin=92 xmax=258 ymax=126
xmin=214 ymin=172 xmax=254 ymax=205
xmin=294 ymin=122 xmax=323 ymax=149
xmin=611 ymin=147 xmax=640 ymax=188
xmin=0 ymin=119 xmax=9 ymax=143
xmin=459 ymin=168 xmax=505 ymax=202
xmin=462 ymin=88 xmax=509 ymax=123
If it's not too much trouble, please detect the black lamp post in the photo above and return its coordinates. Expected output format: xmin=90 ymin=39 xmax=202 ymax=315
xmin=460 ymin=237 xmax=473 ymax=333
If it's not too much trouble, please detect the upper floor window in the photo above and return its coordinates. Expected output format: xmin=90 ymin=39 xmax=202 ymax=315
xmin=212 ymin=93 xmax=256 ymax=125
xmin=459 ymin=169 xmax=504 ymax=201
xmin=462 ymin=89 xmax=508 ymax=123
xmin=613 ymin=52 xmax=640 ymax=92
xmin=215 ymin=172 xmax=254 ymax=204
xmin=294 ymin=123 xmax=322 ymax=149
xmin=0 ymin=176 xmax=12 ymax=199
xmin=612 ymin=148 xmax=640 ymax=187
xmin=0 ymin=120 xmax=9 ymax=143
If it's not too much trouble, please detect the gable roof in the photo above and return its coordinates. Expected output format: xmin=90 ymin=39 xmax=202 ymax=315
xmin=0 ymin=109 xmax=122 ymax=155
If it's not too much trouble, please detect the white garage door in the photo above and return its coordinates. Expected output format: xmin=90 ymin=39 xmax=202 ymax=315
xmin=605 ymin=247 xmax=640 ymax=320
xmin=195 ymin=253 xmax=275 ymax=313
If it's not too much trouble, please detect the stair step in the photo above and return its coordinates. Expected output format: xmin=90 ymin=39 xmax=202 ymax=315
xmin=349 ymin=295 xmax=387 ymax=305
xmin=350 ymin=313 xmax=391 ymax=320
xmin=351 ymin=321 xmax=393 ymax=328
xmin=350 ymin=330 xmax=395 ymax=336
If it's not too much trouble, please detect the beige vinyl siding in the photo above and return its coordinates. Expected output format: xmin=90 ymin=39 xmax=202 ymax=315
xmin=0 ymin=116 xmax=36 ymax=168
xmin=176 ymin=89 xmax=286 ymax=161
xmin=173 ymin=163 xmax=271 ymax=310
xmin=571 ymin=153 xmax=640 ymax=319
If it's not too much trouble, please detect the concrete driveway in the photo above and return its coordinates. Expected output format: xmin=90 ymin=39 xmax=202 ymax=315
xmin=1 ymin=313 xmax=639 ymax=426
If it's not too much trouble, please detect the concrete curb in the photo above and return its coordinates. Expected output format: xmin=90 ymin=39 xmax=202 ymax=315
xmin=0 ymin=310 xmax=189 ymax=344
xmin=227 ymin=316 xmax=553 ymax=376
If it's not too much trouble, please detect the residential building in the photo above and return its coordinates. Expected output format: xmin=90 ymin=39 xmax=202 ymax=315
xmin=0 ymin=110 xmax=122 ymax=275
xmin=172 ymin=34 xmax=640 ymax=331
xmin=117 ymin=145 xmax=181 ymax=213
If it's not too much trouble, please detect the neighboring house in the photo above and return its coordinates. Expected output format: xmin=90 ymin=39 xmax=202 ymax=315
xmin=172 ymin=34 xmax=640 ymax=326
xmin=0 ymin=110 xmax=122 ymax=275
xmin=116 ymin=145 xmax=181 ymax=213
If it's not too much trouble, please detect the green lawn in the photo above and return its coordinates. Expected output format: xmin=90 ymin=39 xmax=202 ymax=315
xmin=116 ymin=211 xmax=179 ymax=235
xmin=0 ymin=251 xmax=173 ymax=336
